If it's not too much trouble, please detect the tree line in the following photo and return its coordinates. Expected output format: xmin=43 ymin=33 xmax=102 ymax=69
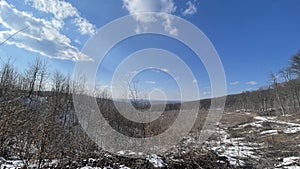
xmin=0 ymin=57 xmax=104 ymax=168
xmin=0 ymin=56 xmax=180 ymax=168
xmin=225 ymin=50 xmax=300 ymax=116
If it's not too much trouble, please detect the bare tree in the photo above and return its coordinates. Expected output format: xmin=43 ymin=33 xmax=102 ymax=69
xmin=291 ymin=50 xmax=300 ymax=75
xmin=270 ymin=72 xmax=286 ymax=116
xmin=37 ymin=61 xmax=48 ymax=97
xmin=25 ymin=58 xmax=43 ymax=99
xmin=0 ymin=58 xmax=18 ymax=98
xmin=128 ymin=79 xmax=150 ymax=110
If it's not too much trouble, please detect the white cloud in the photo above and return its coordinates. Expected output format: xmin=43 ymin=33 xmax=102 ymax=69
xmin=161 ymin=14 xmax=178 ymax=35
xmin=192 ymin=79 xmax=197 ymax=83
xmin=74 ymin=39 xmax=81 ymax=45
xmin=122 ymin=0 xmax=176 ymax=19
xmin=128 ymin=70 xmax=138 ymax=75
xmin=203 ymin=91 xmax=211 ymax=96
xmin=246 ymin=81 xmax=257 ymax=85
xmin=0 ymin=0 xmax=92 ymax=61
xmin=73 ymin=17 xmax=96 ymax=36
xmin=98 ymin=85 xmax=112 ymax=91
xmin=145 ymin=81 xmax=156 ymax=84
xmin=161 ymin=68 xmax=169 ymax=72
xmin=183 ymin=1 xmax=197 ymax=16
xmin=25 ymin=0 xmax=77 ymax=20
xmin=122 ymin=0 xmax=178 ymax=35
xmin=51 ymin=19 xmax=64 ymax=30
xmin=25 ymin=0 xmax=96 ymax=35
xmin=230 ymin=81 xmax=239 ymax=85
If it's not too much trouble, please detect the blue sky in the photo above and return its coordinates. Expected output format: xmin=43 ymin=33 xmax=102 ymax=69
xmin=0 ymin=0 xmax=300 ymax=100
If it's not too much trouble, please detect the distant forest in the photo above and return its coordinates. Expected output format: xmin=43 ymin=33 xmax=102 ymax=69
xmin=223 ymin=50 xmax=300 ymax=116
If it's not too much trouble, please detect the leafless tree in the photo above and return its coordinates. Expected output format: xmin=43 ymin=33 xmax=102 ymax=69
xmin=25 ymin=58 xmax=45 ymax=99
xmin=270 ymin=72 xmax=286 ymax=116
xmin=0 ymin=58 xmax=18 ymax=98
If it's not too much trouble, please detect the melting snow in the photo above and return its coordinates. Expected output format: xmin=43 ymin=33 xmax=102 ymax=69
xmin=146 ymin=154 xmax=165 ymax=168
xmin=117 ymin=150 xmax=142 ymax=156
xmin=0 ymin=157 xmax=25 ymax=169
xmin=119 ymin=165 xmax=131 ymax=169
xmin=260 ymin=130 xmax=278 ymax=135
xmin=284 ymin=127 xmax=300 ymax=134
xmin=254 ymin=116 xmax=277 ymax=121
xmin=238 ymin=122 xmax=263 ymax=128
xmin=207 ymin=128 xmax=262 ymax=167
xmin=275 ymin=156 xmax=300 ymax=168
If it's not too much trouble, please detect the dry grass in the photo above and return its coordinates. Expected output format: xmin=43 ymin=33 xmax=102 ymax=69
xmin=220 ymin=113 xmax=253 ymax=128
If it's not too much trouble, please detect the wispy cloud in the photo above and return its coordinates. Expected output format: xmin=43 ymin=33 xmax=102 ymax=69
xmin=202 ymin=91 xmax=211 ymax=96
xmin=183 ymin=1 xmax=197 ymax=16
xmin=230 ymin=81 xmax=239 ymax=85
xmin=192 ymin=79 xmax=197 ymax=83
xmin=74 ymin=39 xmax=81 ymax=45
xmin=246 ymin=81 xmax=257 ymax=85
xmin=145 ymin=81 xmax=156 ymax=84
xmin=0 ymin=0 xmax=94 ymax=61
xmin=95 ymin=84 xmax=111 ymax=91
xmin=161 ymin=68 xmax=169 ymax=72
xmin=245 ymin=88 xmax=253 ymax=91
xmin=151 ymin=68 xmax=169 ymax=73
xmin=25 ymin=0 xmax=96 ymax=35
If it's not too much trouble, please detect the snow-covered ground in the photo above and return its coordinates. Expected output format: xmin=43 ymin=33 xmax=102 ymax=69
xmin=284 ymin=127 xmax=300 ymax=134
xmin=275 ymin=156 xmax=300 ymax=168
xmin=0 ymin=155 xmax=165 ymax=169
xmin=1 ymin=112 xmax=300 ymax=168
xmin=146 ymin=154 xmax=166 ymax=168
xmin=206 ymin=128 xmax=262 ymax=167
xmin=203 ymin=113 xmax=300 ymax=168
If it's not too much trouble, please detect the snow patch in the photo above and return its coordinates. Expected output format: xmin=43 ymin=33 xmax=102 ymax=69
xmin=146 ymin=154 xmax=165 ymax=168
xmin=284 ymin=127 xmax=300 ymax=134
xmin=119 ymin=165 xmax=131 ymax=169
xmin=275 ymin=156 xmax=300 ymax=168
xmin=260 ymin=130 xmax=278 ymax=135
xmin=207 ymin=128 xmax=262 ymax=167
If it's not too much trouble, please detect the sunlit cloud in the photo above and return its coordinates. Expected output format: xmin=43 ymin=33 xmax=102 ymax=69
xmin=246 ymin=81 xmax=257 ymax=85
xmin=0 ymin=0 xmax=94 ymax=61
xmin=183 ymin=1 xmax=197 ymax=16
xmin=230 ymin=81 xmax=239 ymax=85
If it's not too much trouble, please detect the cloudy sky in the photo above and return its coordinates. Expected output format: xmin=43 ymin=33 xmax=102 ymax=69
xmin=0 ymin=0 xmax=300 ymax=100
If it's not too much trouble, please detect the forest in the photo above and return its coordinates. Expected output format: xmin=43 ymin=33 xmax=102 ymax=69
xmin=0 ymin=51 xmax=300 ymax=168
